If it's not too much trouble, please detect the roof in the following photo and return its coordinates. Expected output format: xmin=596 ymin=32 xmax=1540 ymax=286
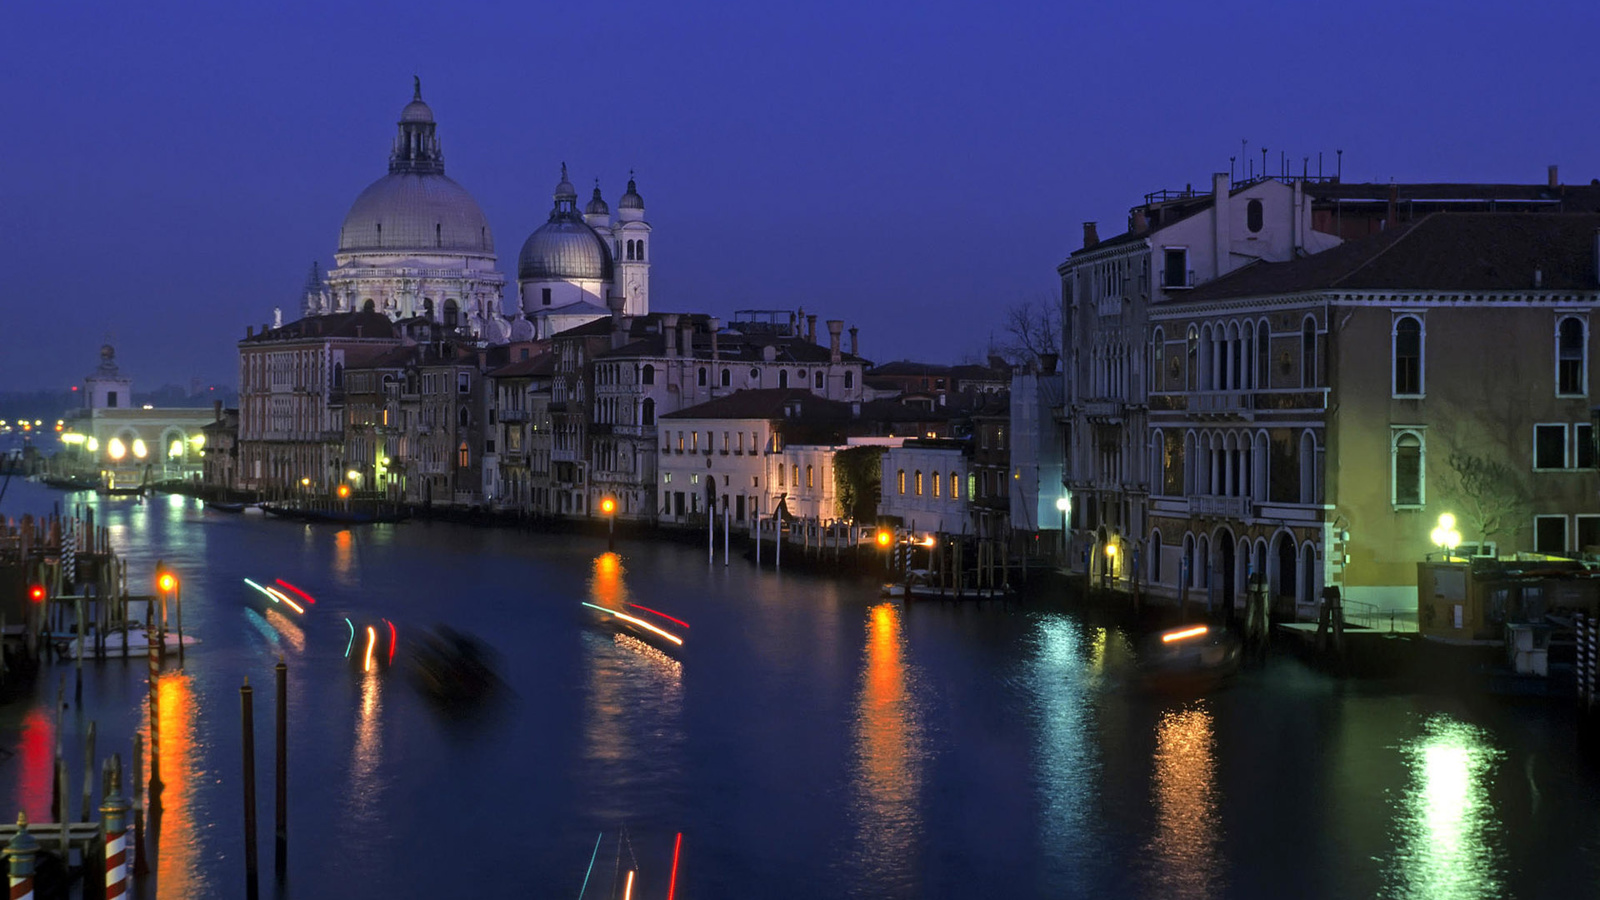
xmin=242 ymin=311 xmax=397 ymax=344
xmin=1176 ymin=213 xmax=1600 ymax=303
xmin=486 ymin=352 xmax=555 ymax=378
xmin=662 ymin=389 xmax=847 ymax=421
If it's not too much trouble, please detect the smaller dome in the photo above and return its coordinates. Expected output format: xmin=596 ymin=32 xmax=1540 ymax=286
xmin=619 ymin=175 xmax=644 ymax=210
xmin=400 ymin=100 xmax=433 ymax=123
xmin=585 ymin=182 xmax=609 ymax=216
xmin=518 ymin=219 xmax=614 ymax=282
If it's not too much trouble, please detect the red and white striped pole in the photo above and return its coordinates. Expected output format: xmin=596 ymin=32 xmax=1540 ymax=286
xmin=4 ymin=812 xmax=40 ymax=900
xmin=101 ymin=757 xmax=129 ymax=899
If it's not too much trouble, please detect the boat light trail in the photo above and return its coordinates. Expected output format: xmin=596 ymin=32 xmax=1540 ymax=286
xmin=243 ymin=578 xmax=277 ymax=602
xmin=623 ymin=869 xmax=635 ymax=900
xmin=385 ymin=619 xmax=397 ymax=665
xmin=263 ymin=587 xmax=304 ymax=615
xmin=1161 ymin=625 xmax=1209 ymax=643
xmin=274 ymin=579 xmax=317 ymax=604
xmin=627 ymin=603 xmax=691 ymax=629
xmin=344 ymin=618 xmax=355 ymax=659
xmin=581 ymin=602 xmax=684 ymax=646
xmin=667 ymin=832 xmax=683 ymax=900
xmin=577 ymin=832 xmax=602 ymax=900
xmin=364 ymin=626 xmax=377 ymax=672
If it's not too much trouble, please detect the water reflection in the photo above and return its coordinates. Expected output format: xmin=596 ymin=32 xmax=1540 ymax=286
xmin=347 ymin=668 xmax=384 ymax=816
xmin=263 ymin=607 xmax=306 ymax=654
xmin=153 ymin=671 xmax=207 ymax=898
xmin=332 ymin=529 xmax=356 ymax=584
xmin=1032 ymin=617 xmax=1099 ymax=890
xmin=580 ymin=553 xmax=684 ymax=820
xmin=1386 ymin=715 xmax=1505 ymax=899
xmin=848 ymin=602 xmax=923 ymax=892
xmin=1146 ymin=704 xmax=1222 ymax=899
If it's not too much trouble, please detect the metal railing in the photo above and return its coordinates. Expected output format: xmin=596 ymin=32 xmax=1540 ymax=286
xmin=1341 ymin=598 xmax=1419 ymax=633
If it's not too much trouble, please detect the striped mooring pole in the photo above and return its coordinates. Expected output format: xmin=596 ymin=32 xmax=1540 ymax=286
xmin=4 ymin=812 xmax=39 ymax=900
xmin=101 ymin=756 xmax=129 ymax=898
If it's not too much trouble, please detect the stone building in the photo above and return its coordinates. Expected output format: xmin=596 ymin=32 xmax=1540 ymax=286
xmin=1146 ymin=213 xmax=1600 ymax=616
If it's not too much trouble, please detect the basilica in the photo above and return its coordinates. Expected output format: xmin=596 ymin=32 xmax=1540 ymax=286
xmin=300 ymin=80 xmax=651 ymax=341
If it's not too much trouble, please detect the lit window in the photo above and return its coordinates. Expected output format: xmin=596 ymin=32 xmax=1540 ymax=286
xmin=1559 ymin=317 xmax=1586 ymax=396
xmin=806 ymin=465 xmax=814 ymax=488
xmin=932 ymin=471 xmax=941 ymax=498
xmin=950 ymin=473 xmax=959 ymax=498
xmin=898 ymin=469 xmax=906 ymax=494
xmin=792 ymin=464 xmax=799 ymax=488
xmin=914 ymin=470 xmax=923 ymax=495
xmin=457 ymin=442 xmax=470 ymax=468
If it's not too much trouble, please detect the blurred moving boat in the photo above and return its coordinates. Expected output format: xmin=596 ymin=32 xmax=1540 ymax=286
xmin=1140 ymin=624 xmax=1241 ymax=691
xmin=408 ymin=625 xmax=501 ymax=702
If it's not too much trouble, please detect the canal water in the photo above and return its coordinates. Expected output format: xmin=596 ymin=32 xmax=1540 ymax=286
xmin=1 ymin=480 xmax=1598 ymax=899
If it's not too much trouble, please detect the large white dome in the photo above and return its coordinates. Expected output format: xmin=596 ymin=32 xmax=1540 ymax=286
xmin=338 ymin=173 xmax=494 ymax=255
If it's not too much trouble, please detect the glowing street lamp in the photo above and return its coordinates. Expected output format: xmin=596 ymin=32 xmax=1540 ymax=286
xmin=1430 ymin=513 xmax=1462 ymax=561
xmin=601 ymin=496 xmax=617 ymax=550
xmin=1103 ymin=541 xmax=1118 ymax=589
xmin=131 ymin=438 xmax=148 ymax=460
xmin=1055 ymin=495 xmax=1071 ymax=564
xmin=107 ymin=437 xmax=126 ymax=461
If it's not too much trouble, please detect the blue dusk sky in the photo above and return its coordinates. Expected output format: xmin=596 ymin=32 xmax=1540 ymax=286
xmin=3 ymin=0 xmax=1597 ymax=391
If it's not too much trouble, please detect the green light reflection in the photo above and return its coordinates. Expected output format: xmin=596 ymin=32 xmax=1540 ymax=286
xmin=1387 ymin=715 xmax=1505 ymax=900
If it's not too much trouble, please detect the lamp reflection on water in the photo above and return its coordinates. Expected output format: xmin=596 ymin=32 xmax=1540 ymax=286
xmin=1146 ymin=704 xmax=1222 ymax=900
xmin=16 ymin=708 xmax=53 ymax=822
xmin=346 ymin=667 xmax=384 ymax=819
xmin=1032 ymin=618 xmax=1101 ymax=889
xmin=332 ymin=529 xmax=355 ymax=583
xmin=1387 ymin=715 xmax=1505 ymax=899
xmin=154 ymin=670 xmax=208 ymax=897
xmin=848 ymin=602 xmax=923 ymax=888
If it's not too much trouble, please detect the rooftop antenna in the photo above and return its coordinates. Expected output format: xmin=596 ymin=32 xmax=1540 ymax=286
xmin=1230 ymin=156 xmax=1236 ymax=184
xmin=1260 ymin=147 xmax=1268 ymax=180
xmin=1319 ymin=151 xmax=1324 ymax=179
xmin=1337 ymin=149 xmax=1343 ymax=182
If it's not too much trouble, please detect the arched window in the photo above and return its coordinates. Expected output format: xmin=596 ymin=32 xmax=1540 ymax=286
xmin=1186 ymin=325 xmax=1198 ymax=391
xmin=641 ymin=364 xmax=655 ymax=385
xmin=443 ymin=299 xmax=459 ymax=327
xmin=698 ymin=367 xmax=707 ymax=387
xmin=1151 ymin=530 xmax=1163 ymax=584
xmin=636 ymin=242 xmax=644 ymax=261
xmin=806 ymin=465 xmax=814 ymax=489
xmin=626 ymin=240 xmax=635 ymax=261
xmin=458 ymin=407 xmax=469 ymax=428
xmin=951 ymin=473 xmax=961 ymax=499
xmin=1393 ymin=430 xmax=1423 ymax=507
xmin=1299 ymin=430 xmax=1318 ymax=504
xmin=1152 ymin=327 xmax=1165 ymax=391
xmin=422 ymin=298 xmax=435 ymax=318
xmin=932 ymin=471 xmax=941 ymax=498
xmin=814 ymin=371 xmax=824 ymax=390
xmin=1246 ymin=199 xmax=1264 ymax=233
xmin=779 ymin=370 xmax=789 ymax=388
xmin=333 ymin=363 xmax=343 ymax=387
xmin=721 ymin=368 xmax=731 ymax=387
xmin=1257 ymin=318 xmax=1270 ymax=389
xmin=750 ymin=368 xmax=760 ymax=382
xmin=1182 ymin=534 xmax=1195 ymax=587
xmin=1394 ymin=316 xmax=1422 ymax=395
xmin=898 ymin=469 xmax=906 ymax=495
xmin=1242 ymin=321 xmax=1254 ymax=390
xmin=362 ymin=299 xmax=375 ymax=313
xmin=914 ymin=470 xmax=923 ymax=495
xmin=642 ymin=398 xmax=655 ymax=427
xmin=457 ymin=442 xmax=469 ymax=468
xmin=1559 ymin=316 xmax=1587 ymax=395
xmin=1301 ymin=317 xmax=1316 ymax=388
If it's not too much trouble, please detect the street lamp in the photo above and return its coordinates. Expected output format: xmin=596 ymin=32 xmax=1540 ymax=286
xmin=1103 ymin=541 xmax=1118 ymax=589
xmin=601 ymin=496 xmax=616 ymax=550
xmin=1430 ymin=513 xmax=1462 ymax=562
xmin=1055 ymin=496 xmax=1071 ymax=565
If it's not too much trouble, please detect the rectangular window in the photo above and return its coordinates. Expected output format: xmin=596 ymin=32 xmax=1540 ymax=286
xmin=677 ymin=431 xmax=684 ymax=453
xmin=458 ymin=372 xmax=470 ymax=394
xmin=1578 ymin=423 xmax=1595 ymax=470
xmin=1535 ymin=515 xmax=1569 ymax=556
xmin=792 ymin=464 xmax=800 ymax=489
xmin=778 ymin=465 xmax=785 ymax=487
xmin=1162 ymin=248 xmax=1190 ymax=289
xmin=723 ymin=432 xmax=729 ymax=453
xmin=663 ymin=473 xmax=671 ymax=484
xmin=1579 ymin=515 xmax=1600 ymax=555
xmin=1534 ymin=424 xmax=1568 ymax=470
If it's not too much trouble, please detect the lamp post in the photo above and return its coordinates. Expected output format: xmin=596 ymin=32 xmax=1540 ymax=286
xmin=1055 ymin=496 xmax=1070 ymax=566
xmin=601 ymin=496 xmax=616 ymax=551
xmin=1103 ymin=541 xmax=1118 ymax=591
xmin=1430 ymin=512 xmax=1462 ymax=562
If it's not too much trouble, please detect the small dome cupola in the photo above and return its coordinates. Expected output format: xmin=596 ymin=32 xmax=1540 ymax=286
xmin=585 ymin=180 xmax=610 ymax=217
xmin=390 ymin=77 xmax=444 ymax=176
xmin=517 ymin=164 xmax=614 ymax=282
xmin=619 ymin=171 xmax=644 ymax=210
xmin=552 ymin=163 xmax=578 ymax=214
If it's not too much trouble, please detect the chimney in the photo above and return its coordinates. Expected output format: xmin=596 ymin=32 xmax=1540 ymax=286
xmin=1386 ymin=183 xmax=1399 ymax=228
xmin=607 ymin=292 xmax=627 ymax=349
xmin=807 ymin=314 xmax=818 ymax=344
xmin=1131 ymin=208 xmax=1147 ymax=234
xmin=849 ymin=326 xmax=859 ymax=357
xmin=662 ymin=314 xmax=680 ymax=357
xmin=246 ymin=325 xmax=254 ymax=338
xmin=710 ymin=317 xmax=721 ymax=361
xmin=213 ymin=399 xmax=223 ymax=421
xmin=827 ymin=320 xmax=843 ymax=363
xmin=1082 ymin=222 xmax=1099 ymax=249
xmin=1550 ymin=164 xmax=1560 ymax=189
xmin=681 ymin=321 xmax=694 ymax=359
xmin=1535 ymin=268 xmax=1544 ymax=289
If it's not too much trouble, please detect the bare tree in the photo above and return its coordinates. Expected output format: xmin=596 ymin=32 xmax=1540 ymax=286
xmin=992 ymin=295 xmax=1061 ymax=367
xmin=1443 ymin=451 xmax=1529 ymax=549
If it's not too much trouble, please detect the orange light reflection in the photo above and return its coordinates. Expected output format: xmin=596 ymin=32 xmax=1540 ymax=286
xmin=153 ymin=670 xmax=208 ymax=897
xmin=263 ymin=607 xmax=305 ymax=654
xmin=850 ymin=602 xmax=923 ymax=882
xmin=1146 ymin=705 xmax=1222 ymax=899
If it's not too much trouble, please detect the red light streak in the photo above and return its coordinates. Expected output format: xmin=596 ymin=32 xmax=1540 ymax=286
xmin=667 ymin=832 xmax=683 ymax=900
xmin=274 ymin=580 xmax=316 ymax=604
xmin=385 ymin=619 xmax=397 ymax=666
xmin=627 ymin=603 xmax=691 ymax=629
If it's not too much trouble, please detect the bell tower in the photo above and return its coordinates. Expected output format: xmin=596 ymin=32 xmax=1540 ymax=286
xmin=614 ymin=171 xmax=651 ymax=316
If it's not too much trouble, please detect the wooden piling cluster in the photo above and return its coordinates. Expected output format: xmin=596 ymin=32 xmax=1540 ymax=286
xmin=0 ymin=507 xmax=142 ymax=678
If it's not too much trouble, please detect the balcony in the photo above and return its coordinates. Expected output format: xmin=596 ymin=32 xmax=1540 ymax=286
xmin=499 ymin=409 xmax=528 ymax=423
xmin=1083 ymin=400 xmax=1125 ymax=422
xmin=1187 ymin=495 xmax=1251 ymax=519
xmin=1190 ymin=391 xmax=1252 ymax=419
